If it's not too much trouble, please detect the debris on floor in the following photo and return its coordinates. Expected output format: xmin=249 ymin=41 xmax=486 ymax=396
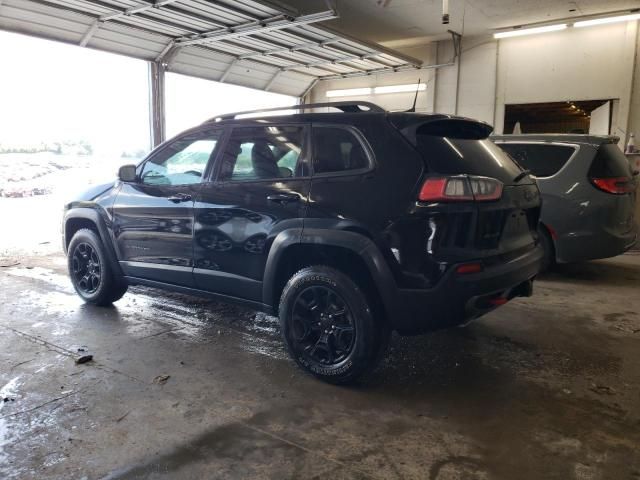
xmin=116 ymin=410 xmax=131 ymax=423
xmin=75 ymin=354 xmax=93 ymax=365
xmin=590 ymin=384 xmax=616 ymax=396
xmin=153 ymin=374 xmax=170 ymax=385
xmin=0 ymin=259 xmax=20 ymax=268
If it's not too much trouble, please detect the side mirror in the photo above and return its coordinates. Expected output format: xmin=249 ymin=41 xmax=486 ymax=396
xmin=118 ymin=164 xmax=137 ymax=183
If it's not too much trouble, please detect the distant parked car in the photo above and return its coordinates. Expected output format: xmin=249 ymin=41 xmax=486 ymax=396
xmin=493 ymin=134 xmax=638 ymax=270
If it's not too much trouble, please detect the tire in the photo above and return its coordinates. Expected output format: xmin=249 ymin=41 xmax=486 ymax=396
xmin=279 ymin=265 xmax=388 ymax=385
xmin=538 ymin=225 xmax=555 ymax=273
xmin=67 ymin=228 xmax=128 ymax=306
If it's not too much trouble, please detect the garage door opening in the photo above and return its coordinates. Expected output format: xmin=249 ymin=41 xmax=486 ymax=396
xmin=504 ymin=100 xmax=613 ymax=135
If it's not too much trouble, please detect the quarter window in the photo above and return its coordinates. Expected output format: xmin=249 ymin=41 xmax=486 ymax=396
xmin=218 ymin=126 xmax=307 ymax=181
xmin=140 ymin=132 xmax=220 ymax=185
xmin=498 ymin=143 xmax=575 ymax=177
xmin=312 ymin=127 xmax=369 ymax=174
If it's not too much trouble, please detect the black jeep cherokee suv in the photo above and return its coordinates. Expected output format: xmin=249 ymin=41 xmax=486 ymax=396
xmin=63 ymin=101 xmax=543 ymax=383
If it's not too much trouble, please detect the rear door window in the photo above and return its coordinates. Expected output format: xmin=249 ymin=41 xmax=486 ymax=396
xmin=588 ymin=143 xmax=632 ymax=178
xmin=217 ymin=125 xmax=308 ymax=182
xmin=498 ymin=143 xmax=575 ymax=177
xmin=312 ymin=126 xmax=370 ymax=174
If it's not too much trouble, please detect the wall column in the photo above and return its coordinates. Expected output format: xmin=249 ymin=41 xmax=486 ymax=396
xmin=149 ymin=61 xmax=166 ymax=148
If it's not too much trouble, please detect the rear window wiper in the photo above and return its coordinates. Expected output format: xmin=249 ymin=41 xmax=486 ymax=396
xmin=513 ymin=169 xmax=531 ymax=183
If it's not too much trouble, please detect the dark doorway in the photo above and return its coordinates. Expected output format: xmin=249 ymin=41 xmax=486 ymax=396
xmin=504 ymin=100 xmax=611 ymax=134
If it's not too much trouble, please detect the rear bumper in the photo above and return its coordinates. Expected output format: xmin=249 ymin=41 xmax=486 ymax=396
xmin=555 ymin=226 xmax=637 ymax=263
xmin=391 ymin=245 xmax=543 ymax=335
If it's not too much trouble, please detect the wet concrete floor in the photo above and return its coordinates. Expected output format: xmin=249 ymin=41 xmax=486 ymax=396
xmin=0 ymin=252 xmax=639 ymax=479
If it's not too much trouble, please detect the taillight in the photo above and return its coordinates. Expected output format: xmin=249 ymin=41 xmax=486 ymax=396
xmin=456 ymin=262 xmax=483 ymax=274
xmin=590 ymin=177 xmax=635 ymax=195
xmin=418 ymin=175 xmax=503 ymax=202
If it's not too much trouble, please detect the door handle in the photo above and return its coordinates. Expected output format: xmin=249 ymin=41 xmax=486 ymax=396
xmin=168 ymin=193 xmax=193 ymax=203
xmin=267 ymin=193 xmax=300 ymax=204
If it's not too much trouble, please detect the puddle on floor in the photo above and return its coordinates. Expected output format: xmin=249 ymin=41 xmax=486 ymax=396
xmin=4 ymin=269 xmax=288 ymax=360
xmin=5 ymin=266 xmax=72 ymax=291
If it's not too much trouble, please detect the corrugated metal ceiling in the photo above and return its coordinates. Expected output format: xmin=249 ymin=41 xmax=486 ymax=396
xmin=0 ymin=0 xmax=423 ymax=96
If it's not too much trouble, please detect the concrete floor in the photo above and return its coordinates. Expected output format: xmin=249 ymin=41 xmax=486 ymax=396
xmin=0 ymin=252 xmax=639 ymax=480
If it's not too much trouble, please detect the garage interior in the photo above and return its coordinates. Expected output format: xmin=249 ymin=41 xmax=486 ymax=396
xmin=1 ymin=0 xmax=640 ymax=479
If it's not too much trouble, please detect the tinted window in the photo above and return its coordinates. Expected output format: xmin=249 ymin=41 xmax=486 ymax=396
xmin=312 ymin=127 xmax=369 ymax=174
xmin=413 ymin=133 xmax=522 ymax=184
xmin=498 ymin=143 xmax=575 ymax=177
xmin=141 ymin=132 xmax=220 ymax=185
xmin=219 ymin=126 xmax=307 ymax=182
xmin=588 ymin=143 xmax=632 ymax=178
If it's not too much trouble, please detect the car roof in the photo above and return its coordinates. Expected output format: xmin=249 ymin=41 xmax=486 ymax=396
xmin=491 ymin=133 xmax=620 ymax=147
xmin=199 ymin=101 xmax=491 ymax=130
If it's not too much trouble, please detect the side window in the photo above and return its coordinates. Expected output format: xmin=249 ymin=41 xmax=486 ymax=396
xmin=218 ymin=126 xmax=307 ymax=182
xmin=498 ymin=143 xmax=575 ymax=177
xmin=312 ymin=127 xmax=370 ymax=174
xmin=141 ymin=132 xmax=220 ymax=185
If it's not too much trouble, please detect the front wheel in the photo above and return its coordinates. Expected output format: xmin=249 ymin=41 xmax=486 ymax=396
xmin=67 ymin=228 xmax=127 ymax=306
xmin=279 ymin=265 xmax=388 ymax=384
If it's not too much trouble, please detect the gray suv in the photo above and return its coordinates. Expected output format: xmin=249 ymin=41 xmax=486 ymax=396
xmin=493 ymin=134 xmax=637 ymax=269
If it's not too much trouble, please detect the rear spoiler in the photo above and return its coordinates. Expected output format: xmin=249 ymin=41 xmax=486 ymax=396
xmin=388 ymin=113 xmax=494 ymax=144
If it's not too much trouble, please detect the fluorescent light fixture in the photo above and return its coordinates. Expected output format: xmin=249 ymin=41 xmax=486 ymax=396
xmin=574 ymin=13 xmax=640 ymax=28
xmin=326 ymin=83 xmax=426 ymax=98
xmin=374 ymin=83 xmax=426 ymax=94
xmin=494 ymin=23 xmax=567 ymax=39
xmin=326 ymin=87 xmax=372 ymax=98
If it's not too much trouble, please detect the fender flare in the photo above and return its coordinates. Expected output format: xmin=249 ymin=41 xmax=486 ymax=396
xmin=262 ymin=228 xmax=397 ymax=317
xmin=63 ymin=207 xmax=123 ymax=276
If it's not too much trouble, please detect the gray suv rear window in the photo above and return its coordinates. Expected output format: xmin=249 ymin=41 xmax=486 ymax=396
xmin=498 ymin=143 xmax=575 ymax=177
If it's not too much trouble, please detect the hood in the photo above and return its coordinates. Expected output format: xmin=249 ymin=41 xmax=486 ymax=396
xmin=64 ymin=181 xmax=117 ymax=209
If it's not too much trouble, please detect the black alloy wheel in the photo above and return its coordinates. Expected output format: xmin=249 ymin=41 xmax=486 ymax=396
xmin=290 ymin=285 xmax=356 ymax=366
xmin=72 ymin=242 xmax=102 ymax=294
xmin=279 ymin=265 xmax=389 ymax=384
xmin=67 ymin=228 xmax=128 ymax=305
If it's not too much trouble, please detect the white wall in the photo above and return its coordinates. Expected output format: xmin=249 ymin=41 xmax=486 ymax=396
xmin=310 ymin=21 xmax=640 ymax=143
xmin=493 ymin=21 xmax=638 ymax=137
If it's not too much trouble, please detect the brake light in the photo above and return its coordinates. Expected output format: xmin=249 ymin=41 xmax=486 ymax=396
xmin=590 ymin=177 xmax=635 ymax=194
xmin=419 ymin=176 xmax=503 ymax=202
xmin=456 ymin=262 xmax=483 ymax=274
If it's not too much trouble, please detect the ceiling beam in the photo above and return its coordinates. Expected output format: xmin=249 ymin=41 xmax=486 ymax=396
xmin=219 ymin=59 xmax=239 ymax=83
xmin=315 ymin=64 xmax=422 ymax=80
xmin=264 ymin=69 xmax=282 ymax=91
xmin=79 ymin=19 xmax=100 ymax=46
xmin=192 ymin=43 xmax=349 ymax=77
xmin=282 ymin=52 xmax=392 ymax=72
xmin=75 ymin=0 xmax=207 ymax=34
xmin=99 ymin=0 xmax=181 ymax=22
xmin=173 ymin=10 xmax=338 ymax=47
xmin=238 ymin=39 xmax=341 ymax=60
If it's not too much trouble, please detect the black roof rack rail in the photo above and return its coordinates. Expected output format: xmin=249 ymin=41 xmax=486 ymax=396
xmin=204 ymin=101 xmax=385 ymax=123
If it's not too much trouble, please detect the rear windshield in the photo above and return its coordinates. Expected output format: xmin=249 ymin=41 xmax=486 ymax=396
xmin=588 ymin=143 xmax=632 ymax=178
xmin=498 ymin=143 xmax=575 ymax=177
xmin=413 ymin=133 xmax=524 ymax=184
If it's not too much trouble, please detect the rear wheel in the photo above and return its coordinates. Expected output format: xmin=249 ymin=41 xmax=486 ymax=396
xmin=538 ymin=225 xmax=555 ymax=272
xmin=68 ymin=228 xmax=127 ymax=306
xmin=279 ymin=265 xmax=388 ymax=384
